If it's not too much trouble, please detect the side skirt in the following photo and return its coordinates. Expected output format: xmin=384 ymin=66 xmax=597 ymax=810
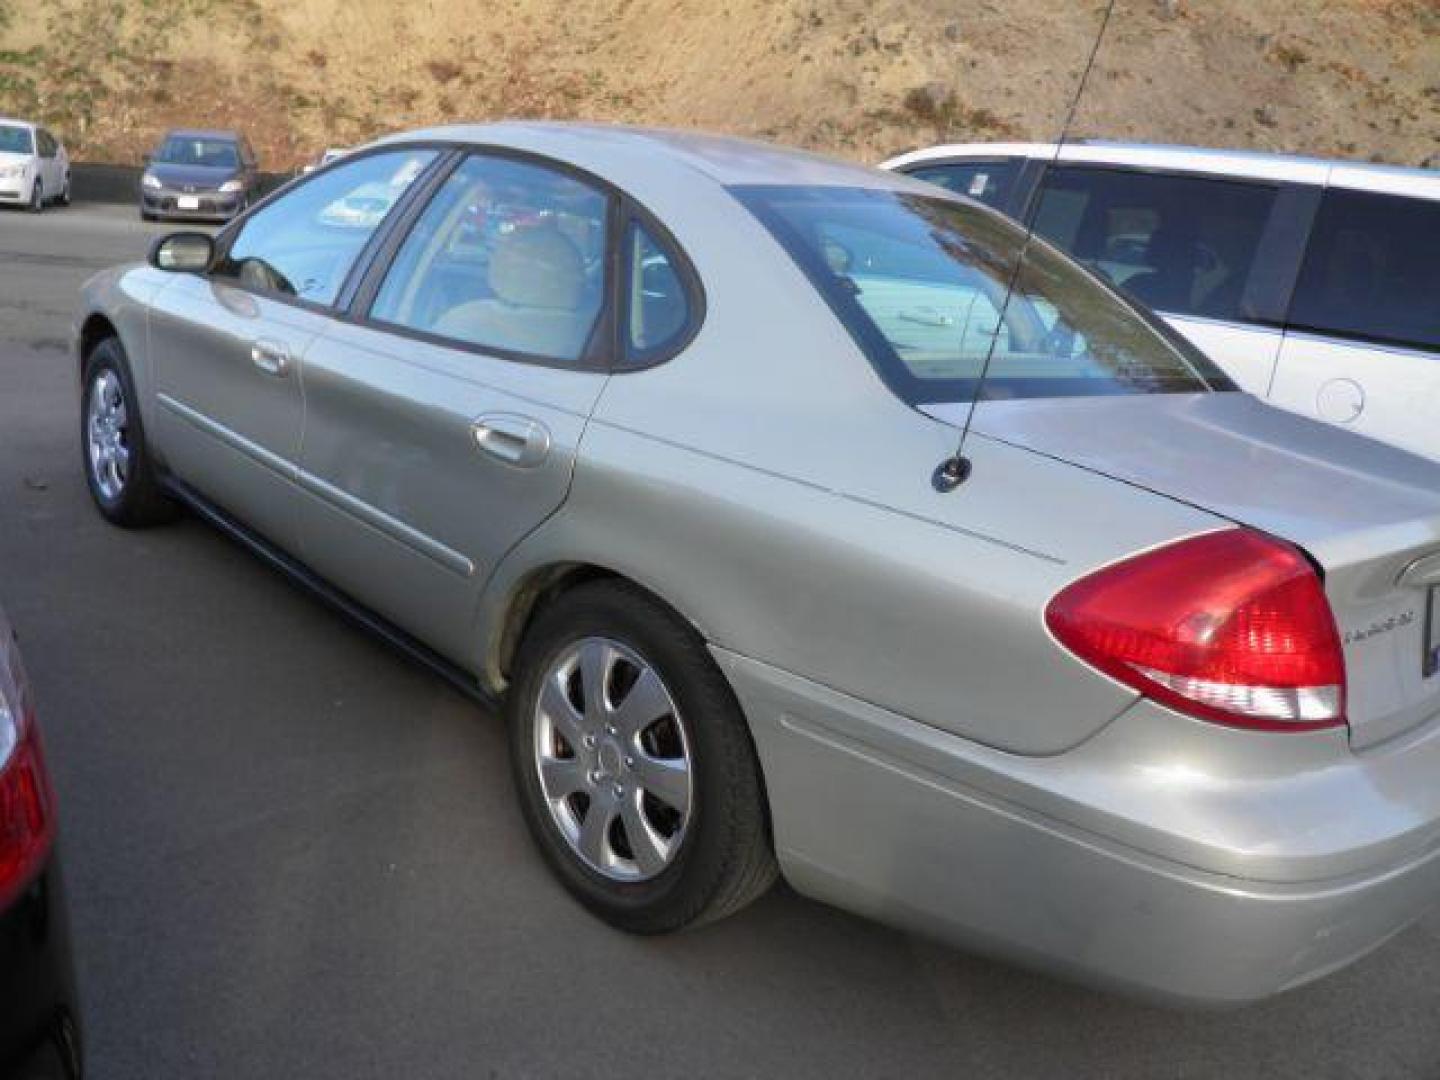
xmin=162 ymin=476 xmax=499 ymax=711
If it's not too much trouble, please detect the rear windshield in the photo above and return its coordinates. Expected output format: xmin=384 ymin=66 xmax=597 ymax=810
xmin=0 ymin=125 xmax=34 ymax=155
xmin=735 ymin=185 xmax=1234 ymax=404
xmin=155 ymin=136 xmax=240 ymax=169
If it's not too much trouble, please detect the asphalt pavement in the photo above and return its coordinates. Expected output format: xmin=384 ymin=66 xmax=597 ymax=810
xmin=2 ymin=203 xmax=1439 ymax=1079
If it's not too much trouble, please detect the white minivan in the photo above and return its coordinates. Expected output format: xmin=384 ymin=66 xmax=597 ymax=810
xmin=0 ymin=118 xmax=71 ymax=212
xmin=883 ymin=142 xmax=1440 ymax=463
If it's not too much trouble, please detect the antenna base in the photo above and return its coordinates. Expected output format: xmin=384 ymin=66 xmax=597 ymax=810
xmin=932 ymin=455 xmax=972 ymax=493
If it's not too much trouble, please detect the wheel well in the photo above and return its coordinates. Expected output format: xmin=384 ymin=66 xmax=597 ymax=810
xmin=78 ymin=313 xmax=118 ymax=374
xmin=491 ymin=563 xmax=622 ymax=688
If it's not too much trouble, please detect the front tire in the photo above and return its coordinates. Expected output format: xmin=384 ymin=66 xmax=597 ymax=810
xmin=507 ymin=580 xmax=776 ymax=934
xmin=29 ymin=181 xmax=42 ymax=213
xmin=81 ymin=337 xmax=179 ymax=527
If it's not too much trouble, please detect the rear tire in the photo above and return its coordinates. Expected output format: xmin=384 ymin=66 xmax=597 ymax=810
xmin=507 ymin=580 xmax=776 ymax=934
xmin=59 ymin=175 xmax=71 ymax=206
xmin=80 ymin=337 xmax=179 ymax=527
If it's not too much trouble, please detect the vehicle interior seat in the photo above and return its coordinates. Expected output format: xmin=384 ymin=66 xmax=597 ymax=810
xmin=1123 ymin=225 xmax=1198 ymax=313
xmin=433 ymin=225 xmax=593 ymax=359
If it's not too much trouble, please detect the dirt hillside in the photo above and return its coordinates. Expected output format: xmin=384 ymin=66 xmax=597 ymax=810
xmin=1 ymin=0 xmax=1436 ymax=170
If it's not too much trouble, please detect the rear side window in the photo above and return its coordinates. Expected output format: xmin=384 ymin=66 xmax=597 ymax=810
xmin=906 ymin=160 xmax=1019 ymax=209
xmin=624 ymin=221 xmax=692 ymax=360
xmin=370 ymin=153 xmax=610 ymax=364
xmin=1032 ymin=167 xmax=1279 ymax=323
xmin=1288 ymin=189 xmax=1440 ymax=352
xmin=212 ymin=149 xmax=435 ymax=306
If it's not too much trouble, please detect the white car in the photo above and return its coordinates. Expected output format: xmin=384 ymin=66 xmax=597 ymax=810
xmin=0 ymin=118 xmax=70 ymax=212
xmin=883 ymin=142 xmax=1440 ymax=464
xmin=302 ymin=146 xmax=351 ymax=174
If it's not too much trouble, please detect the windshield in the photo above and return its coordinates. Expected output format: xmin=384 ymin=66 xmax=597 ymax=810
xmin=154 ymin=136 xmax=240 ymax=168
xmin=0 ymin=125 xmax=34 ymax=155
xmin=735 ymin=184 xmax=1234 ymax=404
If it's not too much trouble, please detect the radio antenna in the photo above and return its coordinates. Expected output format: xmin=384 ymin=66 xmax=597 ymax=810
xmin=933 ymin=0 xmax=1118 ymax=492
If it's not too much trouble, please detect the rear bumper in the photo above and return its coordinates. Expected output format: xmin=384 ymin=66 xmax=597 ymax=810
xmin=0 ymin=857 xmax=81 ymax=1077
xmin=717 ymin=647 xmax=1440 ymax=1005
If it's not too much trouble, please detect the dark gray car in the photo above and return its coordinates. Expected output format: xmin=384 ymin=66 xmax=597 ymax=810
xmin=140 ymin=128 xmax=258 ymax=223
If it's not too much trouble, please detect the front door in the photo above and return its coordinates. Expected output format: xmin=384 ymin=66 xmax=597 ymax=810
xmin=148 ymin=146 xmax=440 ymax=553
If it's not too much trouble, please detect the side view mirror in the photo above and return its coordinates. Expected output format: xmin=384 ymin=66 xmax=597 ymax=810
xmin=148 ymin=232 xmax=216 ymax=273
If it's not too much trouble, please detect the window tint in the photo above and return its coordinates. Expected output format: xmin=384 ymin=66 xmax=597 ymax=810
xmin=1288 ymin=189 xmax=1440 ymax=352
xmin=212 ymin=149 xmax=435 ymax=306
xmin=625 ymin=222 xmax=690 ymax=358
xmin=1032 ymin=167 xmax=1279 ymax=323
xmin=0 ymin=125 xmax=34 ymax=155
xmin=907 ymin=160 xmax=1019 ymax=209
xmin=36 ymin=130 xmax=54 ymax=157
xmin=371 ymin=154 xmax=609 ymax=364
xmin=738 ymin=185 xmax=1230 ymax=404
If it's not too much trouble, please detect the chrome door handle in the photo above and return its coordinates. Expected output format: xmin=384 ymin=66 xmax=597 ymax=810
xmin=250 ymin=340 xmax=291 ymax=377
xmin=471 ymin=413 xmax=551 ymax=468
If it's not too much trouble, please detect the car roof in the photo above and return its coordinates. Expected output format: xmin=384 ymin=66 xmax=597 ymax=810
xmin=882 ymin=140 xmax=1440 ymax=200
xmin=161 ymin=128 xmax=243 ymax=142
xmin=0 ymin=118 xmax=38 ymax=131
xmin=378 ymin=121 xmax=924 ymax=193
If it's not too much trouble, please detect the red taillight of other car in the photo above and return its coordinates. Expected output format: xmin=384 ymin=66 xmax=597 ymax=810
xmin=0 ymin=646 xmax=53 ymax=909
xmin=1045 ymin=529 xmax=1346 ymax=732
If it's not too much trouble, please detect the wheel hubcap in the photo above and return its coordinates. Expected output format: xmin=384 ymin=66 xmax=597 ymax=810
xmin=86 ymin=369 xmax=131 ymax=502
xmin=533 ymin=637 xmax=693 ymax=882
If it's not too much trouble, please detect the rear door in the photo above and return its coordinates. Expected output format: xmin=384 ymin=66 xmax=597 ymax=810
xmin=295 ymin=151 xmax=615 ymax=666
xmin=148 ymin=147 xmax=437 ymax=553
xmin=1028 ymin=164 xmax=1303 ymax=397
xmin=1268 ymin=178 xmax=1440 ymax=461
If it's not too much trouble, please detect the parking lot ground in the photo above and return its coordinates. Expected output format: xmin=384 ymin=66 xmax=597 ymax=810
xmin=2 ymin=203 xmax=1440 ymax=1079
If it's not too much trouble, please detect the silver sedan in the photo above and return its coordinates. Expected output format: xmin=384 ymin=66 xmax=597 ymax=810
xmin=74 ymin=123 xmax=1440 ymax=1005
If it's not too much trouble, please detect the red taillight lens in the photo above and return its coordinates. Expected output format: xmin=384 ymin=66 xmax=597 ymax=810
xmin=1044 ymin=529 xmax=1346 ymax=732
xmin=0 ymin=715 xmax=53 ymax=908
xmin=0 ymin=631 xmax=53 ymax=909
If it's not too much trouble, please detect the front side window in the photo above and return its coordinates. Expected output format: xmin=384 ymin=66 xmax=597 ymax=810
xmin=907 ymin=160 xmax=1019 ymax=210
xmin=211 ymin=149 xmax=436 ymax=306
xmin=154 ymin=136 xmax=240 ymax=169
xmin=1031 ymin=167 xmax=1279 ymax=323
xmin=737 ymin=184 xmax=1231 ymax=405
xmin=0 ymin=125 xmax=34 ymax=155
xmin=1288 ymin=189 xmax=1440 ymax=352
xmin=624 ymin=221 xmax=691 ymax=359
xmin=370 ymin=153 xmax=609 ymax=364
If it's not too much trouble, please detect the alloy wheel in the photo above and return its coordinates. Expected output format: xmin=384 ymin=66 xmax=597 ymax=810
xmin=86 ymin=369 xmax=131 ymax=502
xmin=533 ymin=637 xmax=693 ymax=882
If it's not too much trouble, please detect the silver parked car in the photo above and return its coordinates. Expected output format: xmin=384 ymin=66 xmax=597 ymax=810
xmin=74 ymin=123 xmax=1440 ymax=1005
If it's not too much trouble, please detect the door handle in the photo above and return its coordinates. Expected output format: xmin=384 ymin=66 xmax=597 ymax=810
xmin=250 ymin=340 xmax=291 ymax=377
xmin=470 ymin=413 xmax=551 ymax=468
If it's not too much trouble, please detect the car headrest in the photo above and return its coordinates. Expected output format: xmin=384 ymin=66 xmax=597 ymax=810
xmin=487 ymin=226 xmax=584 ymax=310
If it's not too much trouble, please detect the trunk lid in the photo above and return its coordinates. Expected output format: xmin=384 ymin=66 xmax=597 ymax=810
xmin=922 ymin=392 xmax=1440 ymax=747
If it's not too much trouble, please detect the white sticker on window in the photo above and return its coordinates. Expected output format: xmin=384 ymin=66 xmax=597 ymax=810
xmin=968 ymin=173 xmax=989 ymax=197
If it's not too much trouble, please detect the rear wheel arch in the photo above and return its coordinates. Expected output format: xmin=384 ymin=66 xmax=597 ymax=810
xmin=489 ymin=562 xmax=701 ymax=691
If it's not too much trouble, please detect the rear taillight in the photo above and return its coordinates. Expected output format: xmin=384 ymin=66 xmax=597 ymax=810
xmin=0 ymin=638 xmax=53 ymax=909
xmin=1044 ymin=529 xmax=1346 ymax=732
